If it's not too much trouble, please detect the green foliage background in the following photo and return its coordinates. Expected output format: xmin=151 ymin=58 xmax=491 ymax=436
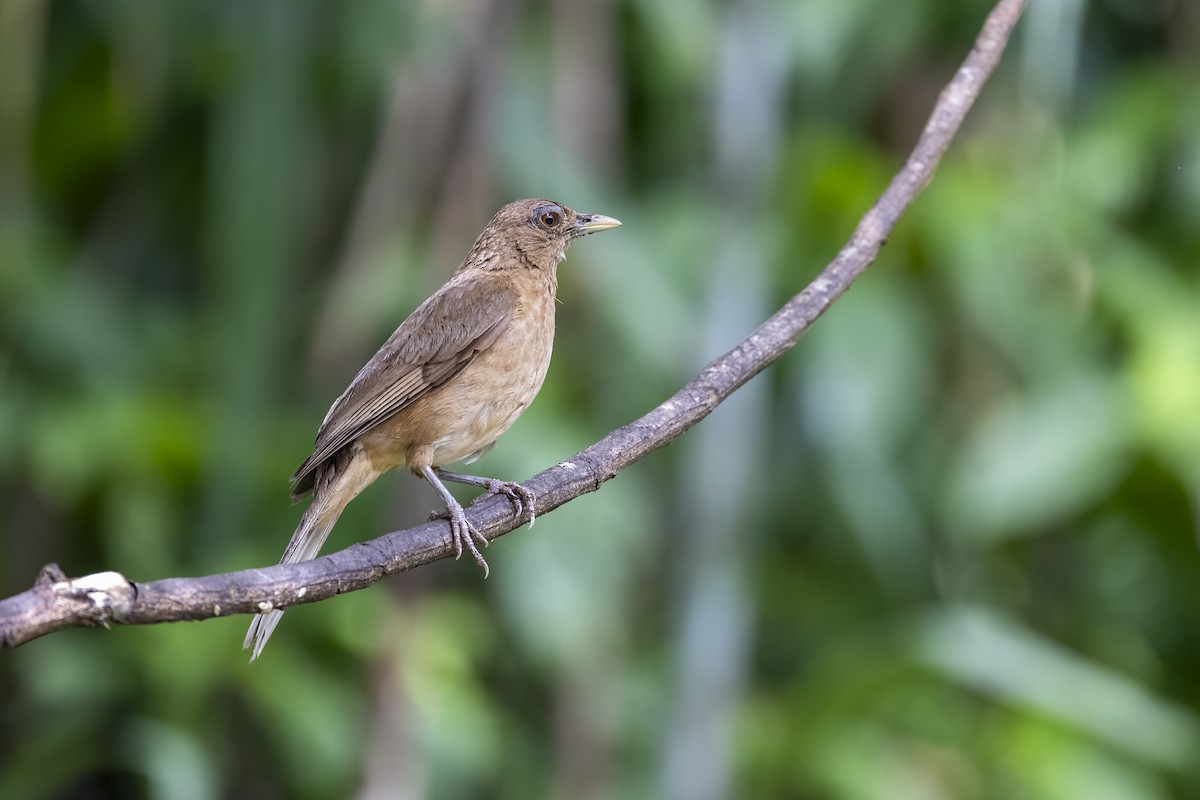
xmin=3 ymin=1 xmax=1199 ymax=798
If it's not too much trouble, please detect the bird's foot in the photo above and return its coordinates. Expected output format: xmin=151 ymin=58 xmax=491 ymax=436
xmin=432 ymin=469 xmax=537 ymax=527
xmin=442 ymin=502 xmax=490 ymax=578
xmin=481 ymin=479 xmax=537 ymax=528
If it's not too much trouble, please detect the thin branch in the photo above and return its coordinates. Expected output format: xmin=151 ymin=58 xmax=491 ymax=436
xmin=0 ymin=0 xmax=1028 ymax=652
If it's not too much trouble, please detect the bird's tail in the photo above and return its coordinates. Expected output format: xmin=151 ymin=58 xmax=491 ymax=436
xmin=244 ymin=448 xmax=377 ymax=661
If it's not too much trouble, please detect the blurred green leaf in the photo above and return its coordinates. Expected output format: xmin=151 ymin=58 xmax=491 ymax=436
xmin=917 ymin=606 xmax=1200 ymax=770
xmin=943 ymin=375 xmax=1130 ymax=542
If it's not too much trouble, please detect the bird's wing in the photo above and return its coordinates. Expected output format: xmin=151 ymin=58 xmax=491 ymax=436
xmin=290 ymin=274 xmax=518 ymax=496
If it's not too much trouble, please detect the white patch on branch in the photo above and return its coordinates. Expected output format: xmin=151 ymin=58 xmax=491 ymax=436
xmin=52 ymin=570 xmax=135 ymax=624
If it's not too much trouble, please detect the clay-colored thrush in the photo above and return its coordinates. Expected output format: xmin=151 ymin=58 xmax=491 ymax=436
xmin=244 ymin=198 xmax=621 ymax=659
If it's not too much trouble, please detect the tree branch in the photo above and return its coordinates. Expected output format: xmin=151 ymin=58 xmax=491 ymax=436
xmin=0 ymin=0 xmax=1028 ymax=652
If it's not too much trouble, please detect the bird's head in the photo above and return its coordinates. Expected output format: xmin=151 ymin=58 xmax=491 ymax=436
xmin=472 ymin=198 xmax=621 ymax=269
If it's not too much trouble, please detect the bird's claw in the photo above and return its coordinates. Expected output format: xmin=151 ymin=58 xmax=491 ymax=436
xmin=483 ymin=479 xmax=537 ymax=528
xmin=442 ymin=503 xmax=490 ymax=578
xmin=429 ymin=479 xmax=537 ymax=527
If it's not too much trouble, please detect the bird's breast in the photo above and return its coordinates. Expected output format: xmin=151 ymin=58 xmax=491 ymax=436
xmin=417 ymin=287 xmax=557 ymax=467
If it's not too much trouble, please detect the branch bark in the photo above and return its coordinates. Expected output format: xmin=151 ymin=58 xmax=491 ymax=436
xmin=0 ymin=0 xmax=1028 ymax=652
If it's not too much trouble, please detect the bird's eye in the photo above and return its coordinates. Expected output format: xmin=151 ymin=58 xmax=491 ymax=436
xmin=535 ymin=205 xmax=561 ymax=230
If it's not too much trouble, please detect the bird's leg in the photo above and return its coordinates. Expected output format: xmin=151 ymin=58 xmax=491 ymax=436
xmin=435 ymin=468 xmax=536 ymax=527
xmin=417 ymin=465 xmax=490 ymax=578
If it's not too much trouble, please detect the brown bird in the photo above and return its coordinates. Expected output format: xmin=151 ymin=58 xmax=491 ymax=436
xmin=244 ymin=198 xmax=621 ymax=660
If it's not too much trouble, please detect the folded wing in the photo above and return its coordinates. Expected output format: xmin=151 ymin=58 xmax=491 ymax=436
xmin=290 ymin=275 xmax=517 ymax=498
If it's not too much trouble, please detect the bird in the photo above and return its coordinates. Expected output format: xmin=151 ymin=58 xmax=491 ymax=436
xmin=244 ymin=198 xmax=621 ymax=660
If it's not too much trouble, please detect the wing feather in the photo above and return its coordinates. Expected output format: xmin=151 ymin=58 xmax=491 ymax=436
xmin=290 ymin=274 xmax=517 ymax=497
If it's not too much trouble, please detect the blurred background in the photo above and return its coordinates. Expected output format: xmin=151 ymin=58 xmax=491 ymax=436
xmin=2 ymin=0 xmax=1199 ymax=797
